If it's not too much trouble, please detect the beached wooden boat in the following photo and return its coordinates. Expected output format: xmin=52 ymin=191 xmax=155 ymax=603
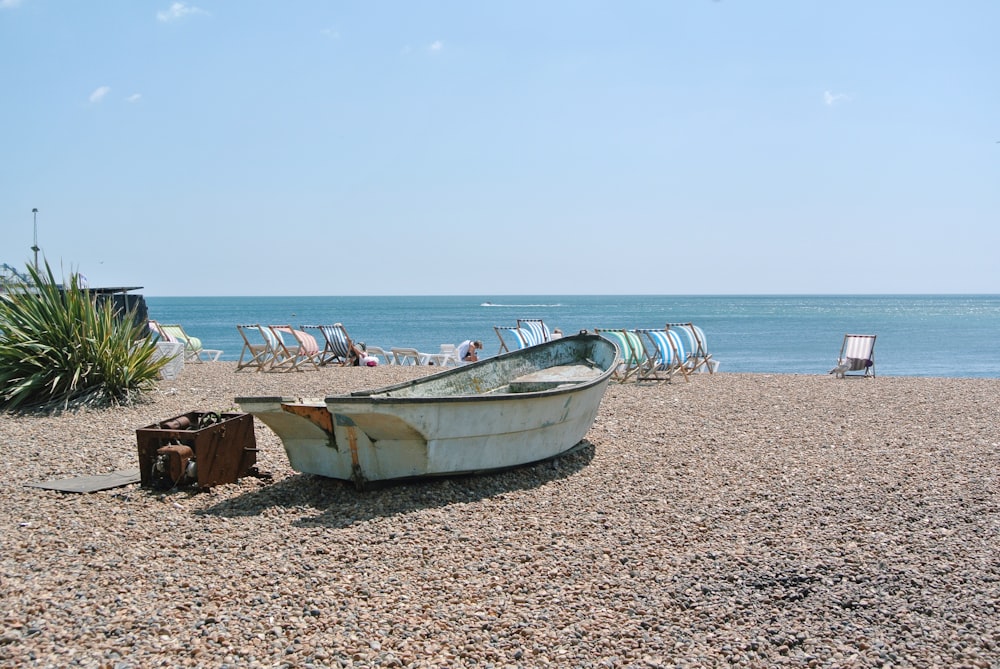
xmin=236 ymin=332 xmax=618 ymax=488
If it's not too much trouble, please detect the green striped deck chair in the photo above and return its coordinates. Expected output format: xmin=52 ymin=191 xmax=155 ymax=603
xmin=160 ymin=324 xmax=222 ymax=362
xmin=594 ymin=328 xmax=646 ymax=382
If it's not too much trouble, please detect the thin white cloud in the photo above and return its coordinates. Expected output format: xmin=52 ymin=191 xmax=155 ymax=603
xmin=1 ymin=0 xmax=24 ymax=9
xmin=157 ymin=2 xmax=207 ymax=22
xmin=823 ymin=90 xmax=850 ymax=106
xmin=127 ymin=93 xmax=142 ymax=103
xmin=89 ymin=86 xmax=111 ymax=103
xmin=428 ymin=40 xmax=444 ymax=52
xmin=321 ymin=28 xmax=340 ymax=39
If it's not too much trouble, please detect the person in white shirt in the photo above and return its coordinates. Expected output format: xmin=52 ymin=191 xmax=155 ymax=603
xmin=456 ymin=339 xmax=483 ymax=362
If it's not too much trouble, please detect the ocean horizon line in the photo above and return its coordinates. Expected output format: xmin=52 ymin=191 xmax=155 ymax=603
xmin=141 ymin=292 xmax=1000 ymax=299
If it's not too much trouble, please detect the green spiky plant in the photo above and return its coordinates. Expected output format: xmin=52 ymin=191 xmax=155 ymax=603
xmin=0 ymin=261 xmax=167 ymax=413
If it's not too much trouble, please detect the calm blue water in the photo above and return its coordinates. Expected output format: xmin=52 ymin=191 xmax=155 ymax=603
xmin=144 ymin=295 xmax=1000 ymax=378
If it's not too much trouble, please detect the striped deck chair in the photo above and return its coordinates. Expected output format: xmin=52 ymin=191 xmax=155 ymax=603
xmin=635 ymin=328 xmax=689 ymax=382
xmin=148 ymin=320 xmax=174 ymax=343
xmin=494 ymin=325 xmax=531 ymax=354
xmin=303 ymin=324 xmax=355 ymax=366
xmin=261 ymin=325 xmax=305 ymax=372
xmin=273 ymin=326 xmax=321 ymax=370
xmin=594 ymin=328 xmax=646 ymax=382
xmin=516 ymin=319 xmax=551 ymax=346
xmin=160 ymin=323 xmax=223 ymax=362
xmin=667 ymin=323 xmax=715 ymax=374
xmin=236 ymin=324 xmax=272 ymax=372
xmin=830 ymin=334 xmax=876 ymax=378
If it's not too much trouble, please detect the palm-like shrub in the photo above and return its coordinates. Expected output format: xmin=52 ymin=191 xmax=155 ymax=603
xmin=0 ymin=262 xmax=167 ymax=413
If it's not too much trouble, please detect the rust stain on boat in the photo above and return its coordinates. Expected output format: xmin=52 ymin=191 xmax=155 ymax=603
xmin=281 ymin=403 xmax=333 ymax=433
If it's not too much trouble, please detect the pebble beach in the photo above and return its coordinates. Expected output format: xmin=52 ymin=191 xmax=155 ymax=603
xmin=1 ymin=364 xmax=998 ymax=668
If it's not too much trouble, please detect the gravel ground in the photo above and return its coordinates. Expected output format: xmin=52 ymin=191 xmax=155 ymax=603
xmin=1 ymin=364 xmax=998 ymax=668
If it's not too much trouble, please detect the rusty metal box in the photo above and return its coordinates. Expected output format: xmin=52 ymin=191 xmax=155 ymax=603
xmin=136 ymin=412 xmax=257 ymax=489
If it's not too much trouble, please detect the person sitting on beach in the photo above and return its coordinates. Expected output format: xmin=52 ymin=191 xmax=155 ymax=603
xmin=350 ymin=341 xmax=368 ymax=366
xmin=456 ymin=339 xmax=483 ymax=363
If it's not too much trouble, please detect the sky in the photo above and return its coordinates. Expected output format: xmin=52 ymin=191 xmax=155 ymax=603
xmin=1 ymin=1 xmax=998 ymax=296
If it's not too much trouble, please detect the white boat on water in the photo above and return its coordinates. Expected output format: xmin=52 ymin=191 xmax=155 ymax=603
xmin=236 ymin=332 xmax=618 ymax=488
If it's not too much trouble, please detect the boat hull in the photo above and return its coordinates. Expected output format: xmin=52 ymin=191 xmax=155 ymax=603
xmin=237 ymin=333 xmax=617 ymax=486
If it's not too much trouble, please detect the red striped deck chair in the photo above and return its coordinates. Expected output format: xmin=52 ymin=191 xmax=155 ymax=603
xmin=273 ymin=326 xmax=321 ymax=370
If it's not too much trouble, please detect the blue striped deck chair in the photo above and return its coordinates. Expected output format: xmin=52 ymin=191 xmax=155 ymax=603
xmin=236 ymin=324 xmax=272 ymax=372
xmin=516 ymin=319 xmax=551 ymax=347
xmin=635 ymin=328 xmax=689 ymax=382
xmin=667 ymin=322 xmax=715 ymax=374
xmin=594 ymin=328 xmax=646 ymax=382
xmin=302 ymin=324 xmax=355 ymax=366
xmin=494 ymin=325 xmax=531 ymax=354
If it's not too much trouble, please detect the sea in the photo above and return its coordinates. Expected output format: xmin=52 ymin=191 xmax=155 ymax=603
xmin=144 ymin=295 xmax=1000 ymax=378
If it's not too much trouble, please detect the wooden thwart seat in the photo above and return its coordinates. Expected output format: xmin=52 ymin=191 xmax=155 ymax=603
xmin=508 ymin=364 xmax=604 ymax=392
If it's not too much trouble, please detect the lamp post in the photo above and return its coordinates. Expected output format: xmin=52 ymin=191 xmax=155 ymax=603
xmin=31 ymin=208 xmax=40 ymax=272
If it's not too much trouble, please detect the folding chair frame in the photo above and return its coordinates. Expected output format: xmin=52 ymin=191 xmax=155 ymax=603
xmin=667 ymin=322 xmax=714 ymax=374
xmin=262 ymin=325 xmax=305 ymax=372
xmin=494 ymin=325 xmax=530 ymax=354
xmin=635 ymin=328 xmax=690 ymax=383
xmin=236 ymin=324 xmax=271 ymax=372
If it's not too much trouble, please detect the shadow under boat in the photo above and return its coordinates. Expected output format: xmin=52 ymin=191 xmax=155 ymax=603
xmin=195 ymin=440 xmax=595 ymax=528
